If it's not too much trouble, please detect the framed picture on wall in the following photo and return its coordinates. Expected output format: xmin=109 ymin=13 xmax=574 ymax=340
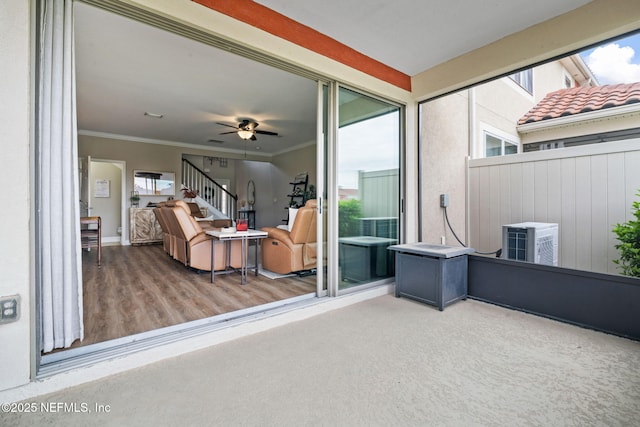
xmin=94 ymin=179 xmax=110 ymax=198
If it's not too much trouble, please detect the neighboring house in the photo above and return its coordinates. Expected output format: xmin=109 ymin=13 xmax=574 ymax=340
xmin=422 ymin=55 xmax=640 ymax=272
xmin=472 ymin=55 xmax=597 ymax=159
xmin=518 ymin=82 xmax=640 ymax=151
xmin=420 ymin=55 xmax=596 ymax=245
xmin=338 ymin=188 xmax=359 ymax=200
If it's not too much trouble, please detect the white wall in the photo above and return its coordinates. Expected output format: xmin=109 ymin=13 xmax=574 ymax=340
xmin=270 ymin=143 xmax=317 ymax=217
xmin=235 ymin=160 xmax=280 ymax=228
xmin=0 ymin=0 xmax=32 ymax=390
xmin=90 ymin=162 xmax=123 ymax=241
xmin=469 ymin=139 xmax=640 ymax=274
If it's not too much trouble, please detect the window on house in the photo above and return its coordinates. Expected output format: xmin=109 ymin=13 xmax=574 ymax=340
xmin=564 ymin=74 xmax=573 ymax=88
xmin=485 ymin=132 xmax=518 ymax=157
xmin=509 ymin=69 xmax=533 ymax=93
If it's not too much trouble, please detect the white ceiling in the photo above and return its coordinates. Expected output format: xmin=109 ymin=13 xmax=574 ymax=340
xmin=74 ymin=3 xmax=318 ymax=155
xmin=255 ymin=0 xmax=592 ymax=76
xmin=74 ymin=0 xmax=592 ymax=155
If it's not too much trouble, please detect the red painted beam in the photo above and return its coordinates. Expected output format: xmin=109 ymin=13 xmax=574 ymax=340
xmin=193 ymin=0 xmax=411 ymax=91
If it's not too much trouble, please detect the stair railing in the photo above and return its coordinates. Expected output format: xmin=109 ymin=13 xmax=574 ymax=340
xmin=181 ymin=159 xmax=237 ymax=220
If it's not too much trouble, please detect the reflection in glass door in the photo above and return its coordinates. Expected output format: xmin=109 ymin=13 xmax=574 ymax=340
xmin=337 ymin=87 xmax=400 ymax=290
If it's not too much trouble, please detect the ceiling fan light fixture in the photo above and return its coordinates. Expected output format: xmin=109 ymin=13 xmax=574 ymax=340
xmin=237 ymin=129 xmax=254 ymax=140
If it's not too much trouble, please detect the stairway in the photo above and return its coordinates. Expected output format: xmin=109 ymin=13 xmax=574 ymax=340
xmin=181 ymin=159 xmax=237 ymax=221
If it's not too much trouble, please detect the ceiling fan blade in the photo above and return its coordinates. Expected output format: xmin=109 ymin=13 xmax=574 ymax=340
xmin=255 ymin=130 xmax=278 ymax=136
xmin=219 ymin=131 xmax=237 ymax=135
xmin=216 ymin=122 xmax=239 ymax=129
xmin=250 ymin=134 xmax=257 ymax=141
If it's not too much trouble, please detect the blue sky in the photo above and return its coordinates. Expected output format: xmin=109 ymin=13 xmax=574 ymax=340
xmin=580 ymin=32 xmax=640 ymax=84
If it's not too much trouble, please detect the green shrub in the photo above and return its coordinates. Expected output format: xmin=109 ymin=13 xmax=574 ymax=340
xmin=613 ymin=192 xmax=640 ymax=277
xmin=338 ymin=199 xmax=361 ymax=237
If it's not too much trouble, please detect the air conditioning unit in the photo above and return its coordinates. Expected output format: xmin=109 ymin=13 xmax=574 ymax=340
xmin=502 ymin=222 xmax=558 ymax=266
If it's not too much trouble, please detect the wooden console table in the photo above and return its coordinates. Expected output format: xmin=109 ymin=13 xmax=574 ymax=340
xmin=130 ymin=208 xmax=163 ymax=245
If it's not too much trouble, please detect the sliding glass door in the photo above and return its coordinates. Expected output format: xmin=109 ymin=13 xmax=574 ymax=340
xmin=336 ymin=87 xmax=401 ymax=291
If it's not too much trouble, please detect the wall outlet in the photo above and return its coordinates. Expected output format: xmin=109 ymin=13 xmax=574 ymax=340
xmin=440 ymin=193 xmax=449 ymax=208
xmin=0 ymin=295 xmax=20 ymax=324
xmin=440 ymin=236 xmax=446 ymax=245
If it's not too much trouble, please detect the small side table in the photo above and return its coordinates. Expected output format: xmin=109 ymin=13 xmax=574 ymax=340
xmin=206 ymin=229 xmax=268 ymax=285
xmin=238 ymin=210 xmax=256 ymax=229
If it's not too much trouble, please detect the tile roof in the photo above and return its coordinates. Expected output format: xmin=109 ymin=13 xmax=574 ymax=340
xmin=518 ymin=82 xmax=640 ymax=125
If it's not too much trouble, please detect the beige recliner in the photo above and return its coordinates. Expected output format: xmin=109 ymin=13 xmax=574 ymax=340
xmin=166 ymin=200 xmax=241 ymax=272
xmin=261 ymin=200 xmax=317 ymax=274
xmin=153 ymin=205 xmax=173 ymax=256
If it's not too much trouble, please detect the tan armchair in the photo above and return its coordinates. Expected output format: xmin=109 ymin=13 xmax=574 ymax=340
xmin=261 ymin=200 xmax=317 ymax=274
xmin=153 ymin=206 xmax=173 ymax=256
xmin=164 ymin=200 xmax=241 ymax=272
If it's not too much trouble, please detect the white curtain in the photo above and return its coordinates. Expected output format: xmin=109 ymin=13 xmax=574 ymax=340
xmin=38 ymin=0 xmax=83 ymax=352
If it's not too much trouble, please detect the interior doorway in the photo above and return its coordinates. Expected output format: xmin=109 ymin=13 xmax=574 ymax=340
xmin=85 ymin=158 xmax=126 ymax=246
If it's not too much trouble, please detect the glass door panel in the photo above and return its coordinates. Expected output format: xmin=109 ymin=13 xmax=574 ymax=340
xmin=337 ymin=87 xmax=400 ymax=290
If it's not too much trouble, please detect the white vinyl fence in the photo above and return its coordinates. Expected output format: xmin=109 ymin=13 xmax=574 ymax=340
xmin=468 ymin=139 xmax=640 ymax=274
xmin=359 ymin=168 xmax=399 ymax=218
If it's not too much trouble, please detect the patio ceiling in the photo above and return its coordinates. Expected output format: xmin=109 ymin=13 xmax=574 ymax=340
xmin=75 ymin=0 xmax=593 ymax=155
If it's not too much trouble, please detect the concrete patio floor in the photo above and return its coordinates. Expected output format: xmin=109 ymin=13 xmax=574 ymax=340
xmin=2 ymin=295 xmax=639 ymax=426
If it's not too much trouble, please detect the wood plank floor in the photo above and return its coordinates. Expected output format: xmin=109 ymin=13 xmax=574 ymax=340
xmin=54 ymin=244 xmax=315 ymax=351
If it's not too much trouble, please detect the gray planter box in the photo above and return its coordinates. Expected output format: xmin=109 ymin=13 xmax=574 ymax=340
xmin=468 ymin=255 xmax=640 ymax=340
xmin=389 ymin=243 xmax=475 ymax=311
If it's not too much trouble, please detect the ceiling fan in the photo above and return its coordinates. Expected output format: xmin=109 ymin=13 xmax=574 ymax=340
xmin=217 ymin=120 xmax=278 ymax=141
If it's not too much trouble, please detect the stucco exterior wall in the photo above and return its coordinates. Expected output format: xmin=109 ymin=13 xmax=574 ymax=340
xmin=0 ymin=0 xmax=32 ymax=391
xmin=420 ymin=91 xmax=469 ymax=245
xmin=474 ymin=78 xmax=535 ymax=154
xmin=472 ymin=59 xmax=591 ymax=158
xmin=534 ymin=61 xmax=571 ymax=99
